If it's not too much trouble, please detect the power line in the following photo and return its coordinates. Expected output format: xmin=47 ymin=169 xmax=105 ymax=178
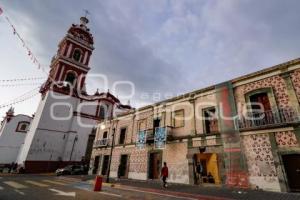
xmin=0 ymin=87 xmax=40 ymax=106
xmin=0 ymin=82 xmax=43 ymax=87
xmin=0 ymin=77 xmax=46 ymax=82
xmin=0 ymin=91 xmax=39 ymax=109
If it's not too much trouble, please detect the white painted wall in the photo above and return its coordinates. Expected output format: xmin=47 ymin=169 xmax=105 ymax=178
xmin=0 ymin=115 xmax=32 ymax=164
xmin=17 ymin=90 xmax=114 ymax=166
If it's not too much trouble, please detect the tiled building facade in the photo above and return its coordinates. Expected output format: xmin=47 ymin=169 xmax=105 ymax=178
xmin=90 ymin=58 xmax=300 ymax=192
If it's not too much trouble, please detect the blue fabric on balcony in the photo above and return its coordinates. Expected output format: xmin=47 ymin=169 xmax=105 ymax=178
xmin=154 ymin=127 xmax=167 ymax=149
xmin=136 ymin=130 xmax=147 ymax=149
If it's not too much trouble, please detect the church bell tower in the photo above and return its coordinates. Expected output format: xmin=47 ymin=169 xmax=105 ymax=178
xmin=42 ymin=16 xmax=94 ymax=93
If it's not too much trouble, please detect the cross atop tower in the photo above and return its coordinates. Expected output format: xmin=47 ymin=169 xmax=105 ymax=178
xmin=83 ymin=9 xmax=90 ymax=18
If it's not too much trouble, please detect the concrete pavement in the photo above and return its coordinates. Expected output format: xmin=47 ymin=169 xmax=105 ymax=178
xmin=1 ymin=174 xmax=300 ymax=200
xmin=0 ymin=174 xmax=201 ymax=200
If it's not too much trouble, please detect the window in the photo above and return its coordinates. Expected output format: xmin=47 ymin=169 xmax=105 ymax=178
xmin=138 ymin=120 xmax=146 ymax=131
xmin=72 ymin=49 xmax=82 ymax=62
xmin=249 ymin=92 xmax=271 ymax=112
xmin=103 ymin=131 xmax=108 ymax=139
xmin=65 ymin=72 xmax=76 ymax=85
xmin=119 ymin=128 xmax=126 ymax=145
xmin=203 ymin=107 xmax=218 ymax=133
xmin=16 ymin=122 xmax=30 ymax=133
xmin=99 ymin=106 xmax=106 ymax=120
xmin=173 ymin=109 xmax=184 ymax=128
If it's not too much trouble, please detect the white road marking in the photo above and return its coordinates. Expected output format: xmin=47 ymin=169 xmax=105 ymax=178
xmin=100 ymin=191 xmax=122 ymax=198
xmin=3 ymin=181 xmax=27 ymax=189
xmin=43 ymin=180 xmax=66 ymax=186
xmin=56 ymin=177 xmax=80 ymax=182
xmin=14 ymin=189 xmax=25 ymax=195
xmin=49 ymin=188 xmax=76 ymax=197
xmin=25 ymin=180 xmax=49 ymax=187
xmin=0 ymin=186 xmax=3 ymax=190
xmin=116 ymin=187 xmax=197 ymax=200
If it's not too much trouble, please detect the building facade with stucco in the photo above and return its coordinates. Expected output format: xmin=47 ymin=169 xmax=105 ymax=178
xmin=0 ymin=108 xmax=32 ymax=166
xmin=91 ymin=58 xmax=300 ymax=192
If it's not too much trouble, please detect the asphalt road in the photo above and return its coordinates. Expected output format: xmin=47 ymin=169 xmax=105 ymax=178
xmin=0 ymin=174 xmax=196 ymax=200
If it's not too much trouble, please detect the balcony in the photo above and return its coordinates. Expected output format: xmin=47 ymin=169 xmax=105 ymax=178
xmin=145 ymin=126 xmax=173 ymax=142
xmin=93 ymin=138 xmax=110 ymax=148
xmin=238 ymin=108 xmax=300 ymax=130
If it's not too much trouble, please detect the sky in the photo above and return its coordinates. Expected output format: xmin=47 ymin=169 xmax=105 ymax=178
xmin=1 ymin=0 xmax=300 ymax=118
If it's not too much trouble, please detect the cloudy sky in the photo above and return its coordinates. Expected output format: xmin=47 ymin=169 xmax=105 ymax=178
xmin=1 ymin=0 xmax=300 ymax=117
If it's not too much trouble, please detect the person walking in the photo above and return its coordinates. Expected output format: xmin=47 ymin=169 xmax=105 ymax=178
xmin=161 ymin=162 xmax=169 ymax=188
xmin=196 ymin=162 xmax=203 ymax=184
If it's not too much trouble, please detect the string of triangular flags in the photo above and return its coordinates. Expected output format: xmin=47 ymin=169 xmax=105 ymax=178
xmin=0 ymin=5 xmax=49 ymax=76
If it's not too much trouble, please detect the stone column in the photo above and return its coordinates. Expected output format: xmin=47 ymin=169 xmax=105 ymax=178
xmin=186 ymin=148 xmax=198 ymax=185
xmin=294 ymin=125 xmax=300 ymax=148
xmin=268 ymin=132 xmax=288 ymax=192
xmin=189 ymin=98 xmax=197 ymax=135
xmin=281 ymin=72 xmax=300 ymax=112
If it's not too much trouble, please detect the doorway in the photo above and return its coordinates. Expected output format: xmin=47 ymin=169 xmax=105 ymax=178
xmin=193 ymin=153 xmax=220 ymax=184
xmin=153 ymin=118 xmax=161 ymax=130
xmin=148 ymin=152 xmax=162 ymax=179
xmin=101 ymin=155 xmax=110 ymax=176
xmin=282 ymin=154 xmax=300 ymax=191
xmin=119 ymin=154 xmax=129 ymax=178
xmin=93 ymin=156 xmax=100 ymax=174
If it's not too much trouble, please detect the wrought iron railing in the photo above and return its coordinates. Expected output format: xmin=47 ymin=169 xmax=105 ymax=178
xmin=145 ymin=126 xmax=173 ymax=141
xmin=238 ymin=108 xmax=300 ymax=129
xmin=93 ymin=138 xmax=110 ymax=148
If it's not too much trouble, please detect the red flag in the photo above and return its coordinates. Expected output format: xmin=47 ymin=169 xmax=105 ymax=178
xmin=0 ymin=7 xmax=3 ymax=15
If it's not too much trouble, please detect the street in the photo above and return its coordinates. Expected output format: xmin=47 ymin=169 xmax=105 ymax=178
xmin=1 ymin=174 xmax=300 ymax=200
xmin=0 ymin=174 xmax=210 ymax=200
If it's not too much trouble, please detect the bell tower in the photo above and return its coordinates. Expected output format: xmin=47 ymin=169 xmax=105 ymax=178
xmin=43 ymin=16 xmax=94 ymax=93
xmin=16 ymin=16 xmax=132 ymax=173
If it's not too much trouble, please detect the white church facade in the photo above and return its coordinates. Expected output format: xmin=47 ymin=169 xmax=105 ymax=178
xmin=0 ymin=108 xmax=32 ymax=167
xmin=14 ymin=16 xmax=131 ymax=173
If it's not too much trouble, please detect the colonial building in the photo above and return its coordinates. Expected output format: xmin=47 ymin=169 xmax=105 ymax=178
xmin=16 ymin=17 xmax=131 ymax=173
xmin=0 ymin=107 xmax=32 ymax=166
xmin=91 ymin=58 xmax=300 ymax=192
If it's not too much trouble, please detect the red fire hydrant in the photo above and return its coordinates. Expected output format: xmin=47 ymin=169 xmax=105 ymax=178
xmin=93 ymin=176 xmax=103 ymax=191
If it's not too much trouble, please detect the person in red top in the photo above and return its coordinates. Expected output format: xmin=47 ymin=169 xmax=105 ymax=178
xmin=161 ymin=162 xmax=169 ymax=188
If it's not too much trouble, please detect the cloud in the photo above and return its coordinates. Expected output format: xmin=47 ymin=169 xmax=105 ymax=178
xmin=1 ymin=0 xmax=300 ymax=113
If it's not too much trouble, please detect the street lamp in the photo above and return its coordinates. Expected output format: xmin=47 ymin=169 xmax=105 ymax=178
xmin=106 ymin=127 xmax=116 ymax=183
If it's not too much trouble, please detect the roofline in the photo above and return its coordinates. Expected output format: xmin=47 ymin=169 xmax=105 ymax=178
xmin=14 ymin=114 xmax=33 ymax=119
xmin=115 ymin=57 xmax=300 ymax=116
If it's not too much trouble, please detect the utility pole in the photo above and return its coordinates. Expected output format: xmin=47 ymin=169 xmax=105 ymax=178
xmin=106 ymin=127 xmax=116 ymax=183
xmin=69 ymin=135 xmax=78 ymax=161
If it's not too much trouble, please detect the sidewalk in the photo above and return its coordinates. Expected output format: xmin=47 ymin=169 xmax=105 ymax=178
xmin=85 ymin=177 xmax=300 ymax=200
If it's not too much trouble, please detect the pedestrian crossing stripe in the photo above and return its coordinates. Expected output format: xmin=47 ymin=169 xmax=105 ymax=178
xmin=25 ymin=180 xmax=49 ymax=187
xmin=56 ymin=177 xmax=80 ymax=183
xmin=42 ymin=180 xmax=67 ymax=186
xmin=3 ymin=181 xmax=27 ymax=189
xmin=56 ymin=179 xmax=80 ymax=183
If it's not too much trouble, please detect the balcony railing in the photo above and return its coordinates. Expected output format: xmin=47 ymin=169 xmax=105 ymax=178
xmin=238 ymin=108 xmax=300 ymax=130
xmin=93 ymin=138 xmax=110 ymax=148
xmin=145 ymin=126 xmax=173 ymax=141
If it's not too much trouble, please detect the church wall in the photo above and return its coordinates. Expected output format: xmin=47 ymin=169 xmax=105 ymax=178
xmin=17 ymin=93 xmax=48 ymax=164
xmin=62 ymin=116 xmax=97 ymax=161
xmin=0 ymin=115 xmax=32 ymax=164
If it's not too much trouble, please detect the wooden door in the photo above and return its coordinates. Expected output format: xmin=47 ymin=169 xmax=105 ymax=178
xmin=282 ymin=154 xmax=300 ymax=191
